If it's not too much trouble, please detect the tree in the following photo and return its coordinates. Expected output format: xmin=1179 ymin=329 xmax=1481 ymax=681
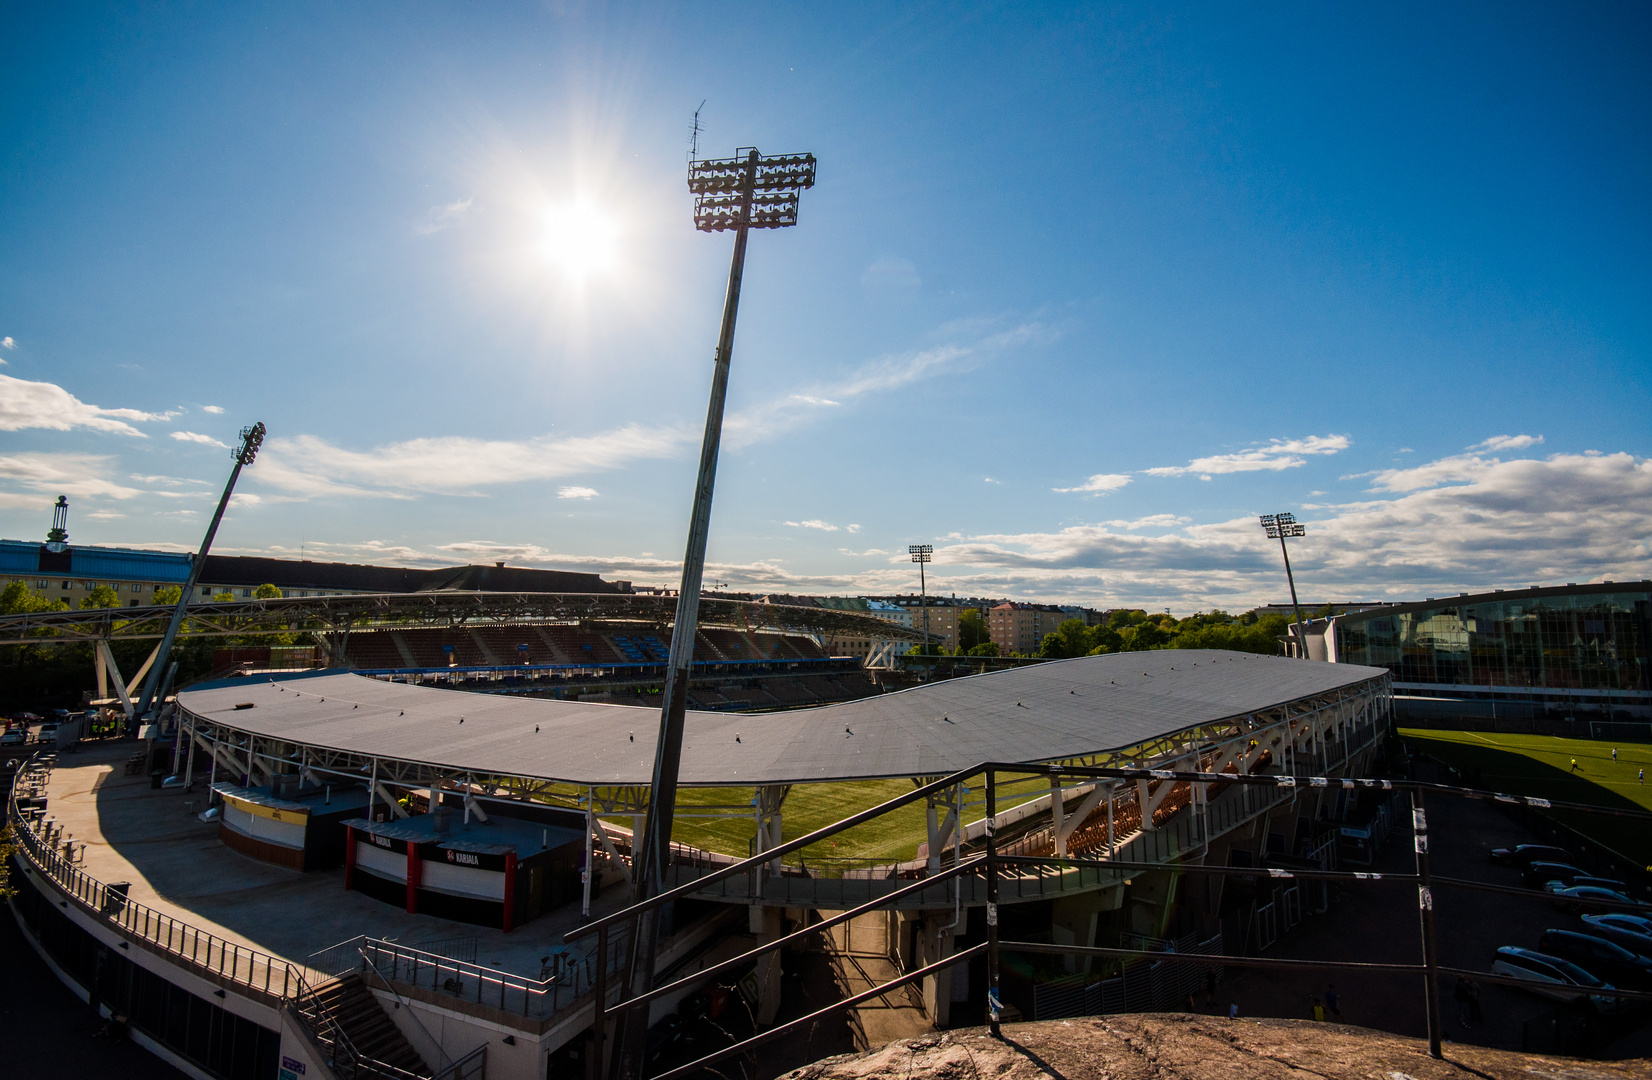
xmin=1107 ymin=608 xmax=1148 ymax=630
xmin=1038 ymin=618 xmax=1095 ymax=659
xmin=154 ymin=585 xmax=182 ymax=605
xmin=0 ymin=581 xmax=66 ymax=616
xmin=966 ymin=641 xmax=1000 ymax=657
xmin=958 ymin=608 xmax=991 ymax=651
xmin=212 ymin=591 xmax=236 ymax=602
xmin=79 ymin=585 xmax=122 ymax=609
xmin=1087 ymin=626 xmax=1123 ymax=655
xmin=253 ymin=583 xmax=283 ymax=599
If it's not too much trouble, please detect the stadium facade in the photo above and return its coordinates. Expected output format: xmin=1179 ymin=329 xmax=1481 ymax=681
xmin=1310 ymin=581 xmax=1652 ymax=720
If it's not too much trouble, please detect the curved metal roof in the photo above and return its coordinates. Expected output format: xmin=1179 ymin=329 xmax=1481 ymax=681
xmin=176 ymin=650 xmax=1388 ymax=787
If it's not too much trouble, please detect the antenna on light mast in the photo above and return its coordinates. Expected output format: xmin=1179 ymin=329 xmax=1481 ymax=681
xmin=687 ymin=100 xmax=706 ymax=163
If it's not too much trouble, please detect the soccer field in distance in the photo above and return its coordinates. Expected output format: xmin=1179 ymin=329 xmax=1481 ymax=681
xmin=1398 ymin=728 xmax=1652 ymax=865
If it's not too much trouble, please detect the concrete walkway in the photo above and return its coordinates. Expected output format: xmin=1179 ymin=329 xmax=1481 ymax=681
xmin=32 ymin=742 xmax=632 ymax=978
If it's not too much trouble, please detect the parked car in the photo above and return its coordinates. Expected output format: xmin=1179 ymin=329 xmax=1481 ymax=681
xmin=1547 ymin=883 xmax=1645 ymax=913
xmin=1539 ymin=929 xmax=1652 ymax=990
xmin=1492 ymin=843 xmax=1573 ymax=867
xmin=0 ymin=728 xmax=25 ymax=746
xmin=1581 ymin=913 xmax=1652 ymax=956
xmin=1523 ymin=861 xmax=1587 ymax=888
xmin=36 ymin=722 xmax=60 ymax=742
xmin=1491 ymin=947 xmax=1627 ymax=1012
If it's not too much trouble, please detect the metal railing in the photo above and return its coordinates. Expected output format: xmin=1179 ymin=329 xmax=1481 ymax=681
xmin=8 ymin=787 xmax=303 ymax=1002
xmin=568 ymin=758 xmax=1652 ymax=1080
xmin=307 ymin=931 xmax=631 ymax=1021
xmin=6 ymin=753 xmax=471 ymax=1080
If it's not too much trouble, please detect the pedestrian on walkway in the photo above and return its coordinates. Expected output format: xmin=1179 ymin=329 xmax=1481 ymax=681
xmin=1571 ymin=758 xmax=1582 ymax=773
xmin=1229 ymin=1002 xmax=1239 ymax=1019
xmin=1613 ymin=748 xmax=1619 ymax=762
xmin=1311 ymin=997 xmax=1326 ymax=1022
xmin=1640 ymin=768 xmax=1644 ymax=785
xmin=1325 ymin=983 xmax=1341 ymax=1020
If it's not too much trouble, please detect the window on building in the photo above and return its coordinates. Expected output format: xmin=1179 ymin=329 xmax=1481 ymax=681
xmin=36 ymin=579 xmax=48 ymax=589
xmin=131 ymin=583 xmax=141 ymax=592
xmin=61 ymin=581 xmax=71 ymax=590
xmin=242 ymin=588 xmax=253 ymax=598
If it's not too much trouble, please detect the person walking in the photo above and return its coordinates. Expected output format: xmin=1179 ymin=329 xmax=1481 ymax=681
xmin=1311 ymin=997 xmax=1326 ymax=1022
xmin=1613 ymin=748 xmax=1619 ymax=762
xmin=1570 ymin=758 xmax=1582 ymax=773
xmin=1639 ymin=768 xmax=1644 ymax=785
xmin=1325 ymin=983 xmax=1341 ymax=1020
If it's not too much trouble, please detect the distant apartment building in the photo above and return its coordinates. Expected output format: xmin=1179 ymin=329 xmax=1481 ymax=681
xmin=989 ymin=602 xmax=1073 ymax=656
xmin=819 ymin=597 xmax=919 ymax=660
xmin=885 ymin=596 xmax=961 ymax=652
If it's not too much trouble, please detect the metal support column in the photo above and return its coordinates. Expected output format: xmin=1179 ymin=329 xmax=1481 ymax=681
xmin=1412 ymin=791 xmax=1443 ymax=1058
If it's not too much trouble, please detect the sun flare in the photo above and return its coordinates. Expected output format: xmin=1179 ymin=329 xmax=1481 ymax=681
xmin=542 ymin=201 xmax=621 ymax=280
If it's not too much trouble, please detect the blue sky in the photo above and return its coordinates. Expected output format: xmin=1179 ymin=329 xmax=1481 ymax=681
xmin=2 ymin=2 xmax=1649 ymax=610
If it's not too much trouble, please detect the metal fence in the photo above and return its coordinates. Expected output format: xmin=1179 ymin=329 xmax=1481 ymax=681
xmin=566 ymin=759 xmax=1652 ymax=1080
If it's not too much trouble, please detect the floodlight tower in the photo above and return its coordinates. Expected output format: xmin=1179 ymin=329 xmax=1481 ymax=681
xmin=133 ymin=423 xmax=266 ymax=725
xmin=1259 ymin=512 xmax=1306 ymax=657
xmin=910 ymin=544 xmax=933 ymax=662
xmin=618 ymin=145 xmax=815 ymax=1073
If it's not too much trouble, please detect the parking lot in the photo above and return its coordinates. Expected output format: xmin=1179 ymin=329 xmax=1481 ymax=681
xmin=1213 ymin=755 xmax=1651 ymax=1058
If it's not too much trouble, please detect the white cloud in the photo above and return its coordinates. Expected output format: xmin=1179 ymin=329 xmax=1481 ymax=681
xmin=0 ymin=452 xmax=146 ymax=499
xmin=1054 ymin=473 xmax=1132 ymax=495
xmin=415 ymin=197 xmax=475 ymax=235
xmin=1469 ymin=434 xmax=1543 ymax=452
xmin=860 ymin=256 xmax=922 ymax=294
xmin=846 ymin=524 xmax=862 ymax=534
xmin=1144 ymin=434 xmax=1351 ymax=478
xmin=0 ymin=373 xmax=173 ymax=436
xmin=1103 ymin=514 xmax=1192 ymax=530
xmin=839 ymin=547 xmax=890 ymax=557
xmin=557 ymin=486 xmax=598 ymax=499
xmin=984 ymin=477 xmax=1000 ymax=484
xmin=250 ymin=320 xmax=1053 ymax=501
xmin=253 ymin=424 xmax=692 ymax=499
xmin=786 ymin=520 xmax=840 ymax=532
xmin=0 ymin=337 xmax=13 ymax=349
xmin=201 ymin=405 xmax=225 ymax=414
xmin=171 ymin=431 xmax=230 ymax=448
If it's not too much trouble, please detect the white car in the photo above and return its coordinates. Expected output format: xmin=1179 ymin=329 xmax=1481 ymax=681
xmin=1492 ymin=947 xmax=1626 ymax=1012
xmin=0 ymin=728 xmax=25 ymax=746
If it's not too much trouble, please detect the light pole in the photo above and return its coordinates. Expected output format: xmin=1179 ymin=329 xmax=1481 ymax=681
xmin=910 ymin=545 xmax=933 ymax=668
xmin=1259 ymin=513 xmax=1306 ymax=658
xmin=617 ymin=146 xmax=815 ymax=1079
xmin=134 ymin=422 xmax=266 ymax=727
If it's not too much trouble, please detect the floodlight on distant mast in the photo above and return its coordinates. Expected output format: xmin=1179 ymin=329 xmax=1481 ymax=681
xmin=1259 ymin=512 xmax=1307 ymax=658
xmin=910 ymin=544 xmax=933 ymax=658
xmin=616 ymin=146 xmax=815 ymax=1079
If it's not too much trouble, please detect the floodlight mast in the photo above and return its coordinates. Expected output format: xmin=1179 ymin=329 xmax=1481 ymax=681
xmin=1259 ymin=512 xmax=1307 ymax=657
xmin=616 ymin=146 xmax=814 ymax=1080
xmin=910 ymin=544 xmax=933 ymax=666
xmin=133 ymin=422 xmax=266 ymax=726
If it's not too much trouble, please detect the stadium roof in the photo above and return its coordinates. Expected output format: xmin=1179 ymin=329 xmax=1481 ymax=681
xmin=177 ymin=650 xmax=1388 ymax=786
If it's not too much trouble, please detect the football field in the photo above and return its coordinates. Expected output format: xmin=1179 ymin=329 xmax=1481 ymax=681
xmin=1398 ymin=728 xmax=1652 ymax=864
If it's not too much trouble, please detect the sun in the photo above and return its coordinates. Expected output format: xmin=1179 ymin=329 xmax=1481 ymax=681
xmin=541 ymin=201 xmax=621 ymax=280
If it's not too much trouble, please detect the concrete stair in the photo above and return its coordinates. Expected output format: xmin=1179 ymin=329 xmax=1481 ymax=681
xmin=310 ymin=973 xmax=431 ymax=1077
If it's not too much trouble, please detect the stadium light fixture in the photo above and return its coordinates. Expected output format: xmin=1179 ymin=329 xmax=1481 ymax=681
xmin=621 ymin=144 xmax=815 ymax=1077
xmin=1259 ymin=513 xmax=1307 ymax=658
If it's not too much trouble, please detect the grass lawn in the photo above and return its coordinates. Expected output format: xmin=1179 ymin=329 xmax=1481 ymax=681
xmin=1398 ymin=728 xmax=1652 ymax=866
xmin=649 ymin=773 xmax=1057 ymax=866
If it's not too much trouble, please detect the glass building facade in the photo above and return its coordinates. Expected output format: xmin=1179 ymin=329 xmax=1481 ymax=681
xmin=1336 ymin=585 xmax=1651 ymax=700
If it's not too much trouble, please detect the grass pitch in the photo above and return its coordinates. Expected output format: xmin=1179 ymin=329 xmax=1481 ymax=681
xmin=660 ymin=773 xmax=1055 ymax=866
xmin=1398 ymin=728 xmax=1652 ymax=865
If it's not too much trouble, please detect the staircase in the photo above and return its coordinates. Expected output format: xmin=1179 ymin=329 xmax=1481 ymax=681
xmin=301 ymin=973 xmax=432 ymax=1079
